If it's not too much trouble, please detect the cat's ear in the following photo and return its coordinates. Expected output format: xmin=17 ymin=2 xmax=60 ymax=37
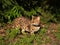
xmin=32 ymin=16 xmax=35 ymax=19
xmin=32 ymin=16 xmax=35 ymax=20
xmin=36 ymin=16 xmax=40 ymax=20
xmin=32 ymin=16 xmax=40 ymax=20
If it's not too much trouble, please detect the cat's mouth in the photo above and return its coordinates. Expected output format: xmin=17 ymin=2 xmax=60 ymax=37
xmin=32 ymin=24 xmax=40 ymax=27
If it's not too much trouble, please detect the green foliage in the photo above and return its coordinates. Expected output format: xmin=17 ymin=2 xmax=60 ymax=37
xmin=0 ymin=0 xmax=60 ymax=23
xmin=6 ymin=28 xmax=20 ymax=40
xmin=39 ymin=28 xmax=47 ymax=35
xmin=1 ymin=6 xmax=58 ymax=23
xmin=3 ymin=6 xmax=23 ymax=22
xmin=2 ymin=0 xmax=18 ymax=10
xmin=55 ymin=32 xmax=60 ymax=40
xmin=35 ymin=7 xmax=57 ymax=23
xmin=0 ymin=36 xmax=6 ymax=45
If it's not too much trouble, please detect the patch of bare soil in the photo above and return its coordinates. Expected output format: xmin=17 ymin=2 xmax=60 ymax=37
xmin=0 ymin=27 xmax=6 ymax=37
xmin=46 ymin=23 xmax=60 ymax=45
xmin=40 ymin=23 xmax=60 ymax=45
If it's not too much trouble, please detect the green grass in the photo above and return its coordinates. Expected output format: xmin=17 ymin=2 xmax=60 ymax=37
xmin=0 ymin=24 xmax=60 ymax=45
xmin=0 ymin=28 xmax=47 ymax=45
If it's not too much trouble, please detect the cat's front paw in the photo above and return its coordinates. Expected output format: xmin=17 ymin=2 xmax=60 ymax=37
xmin=21 ymin=29 xmax=26 ymax=35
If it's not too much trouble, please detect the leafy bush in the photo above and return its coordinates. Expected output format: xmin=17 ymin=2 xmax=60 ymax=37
xmin=0 ymin=0 xmax=60 ymax=23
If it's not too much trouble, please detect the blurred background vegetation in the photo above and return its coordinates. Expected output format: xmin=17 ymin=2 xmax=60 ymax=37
xmin=0 ymin=0 xmax=60 ymax=23
xmin=0 ymin=0 xmax=60 ymax=45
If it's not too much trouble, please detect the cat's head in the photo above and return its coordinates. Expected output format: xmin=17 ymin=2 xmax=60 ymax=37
xmin=31 ymin=16 xmax=40 ymax=26
xmin=30 ymin=16 xmax=40 ymax=33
